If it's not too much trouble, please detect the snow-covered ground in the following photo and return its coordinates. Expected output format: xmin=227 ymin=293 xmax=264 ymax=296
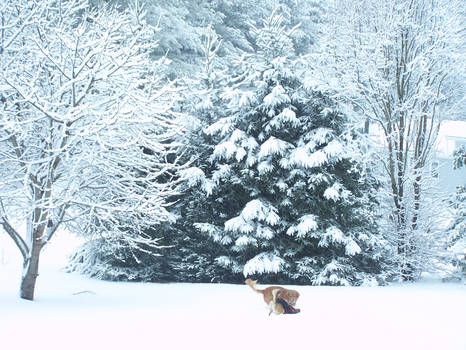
xmin=1 ymin=233 xmax=465 ymax=350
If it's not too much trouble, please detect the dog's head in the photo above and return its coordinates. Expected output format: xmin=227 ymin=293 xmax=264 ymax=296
xmin=280 ymin=289 xmax=300 ymax=306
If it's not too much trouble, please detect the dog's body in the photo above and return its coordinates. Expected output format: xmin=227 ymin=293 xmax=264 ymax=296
xmin=245 ymin=278 xmax=300 ymax=315
xmin=269 ymin=288 xmax=285 ymax=315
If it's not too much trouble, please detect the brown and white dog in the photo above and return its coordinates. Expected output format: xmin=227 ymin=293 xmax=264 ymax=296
xmin=245 ymin=278 xmax=300 ymax=315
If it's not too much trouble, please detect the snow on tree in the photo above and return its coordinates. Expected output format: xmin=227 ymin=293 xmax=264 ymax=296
xmin=446 ymin=146 xmax=466 ymax=280
xmin=147 ymin=24 xmax=244 ymax=283
xmin=66 ymin=23 xmax=231 ymax=282
xmin=96 ymin=0 xmax=324 ymax=79
xmin=310 ymin=0 xmax=465 ymax=281
xmin=196 ymin=9 xmax=386 ymax=285
xmin=0 ymin=0 xmax=186 ymax=300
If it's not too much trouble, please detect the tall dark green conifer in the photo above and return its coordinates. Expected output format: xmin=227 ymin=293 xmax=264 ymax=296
xmin=196 ymin=10 xmax=386 ymax=285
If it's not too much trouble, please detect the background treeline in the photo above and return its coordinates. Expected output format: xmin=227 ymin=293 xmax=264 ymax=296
xmin=60 ymin=0 xmax=464 ymax=285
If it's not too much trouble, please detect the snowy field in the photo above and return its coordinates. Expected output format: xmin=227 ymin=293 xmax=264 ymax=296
xmin=1 ymin=233 xmax=465 ymax=350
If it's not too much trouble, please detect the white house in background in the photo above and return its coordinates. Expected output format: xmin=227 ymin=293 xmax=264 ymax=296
xmin=368 ymin=120 xmax=466 ymax=194
xmin=434 ymin=120 xmax=466 ymax=193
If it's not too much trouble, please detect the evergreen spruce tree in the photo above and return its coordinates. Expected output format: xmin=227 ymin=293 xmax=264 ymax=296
xmin=196 ymin=10 xmax=386 ymax=285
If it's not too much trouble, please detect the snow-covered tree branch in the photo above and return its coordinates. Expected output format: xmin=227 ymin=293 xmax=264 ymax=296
xmin=0 ymin=0 xmax=186 ymax=300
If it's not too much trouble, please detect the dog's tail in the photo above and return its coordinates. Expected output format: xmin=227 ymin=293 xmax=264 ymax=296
xmin=245 ymin=278 xmax=263 ymax=294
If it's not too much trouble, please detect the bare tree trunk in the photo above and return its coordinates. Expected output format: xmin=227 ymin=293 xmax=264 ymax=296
xmin=20 ymin=240 xmax=42 ymax=300
xmin=20 ymin=198 xmax=46 ymax=300
xmin=395 ymin=206 xmax=414 ymax=281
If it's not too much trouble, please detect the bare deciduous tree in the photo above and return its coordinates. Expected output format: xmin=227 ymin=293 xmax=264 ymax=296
xmin=310 ymin=0 xmax=464 ymax=280
xmin=0 ymin=0 xmax=185 ymax=300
